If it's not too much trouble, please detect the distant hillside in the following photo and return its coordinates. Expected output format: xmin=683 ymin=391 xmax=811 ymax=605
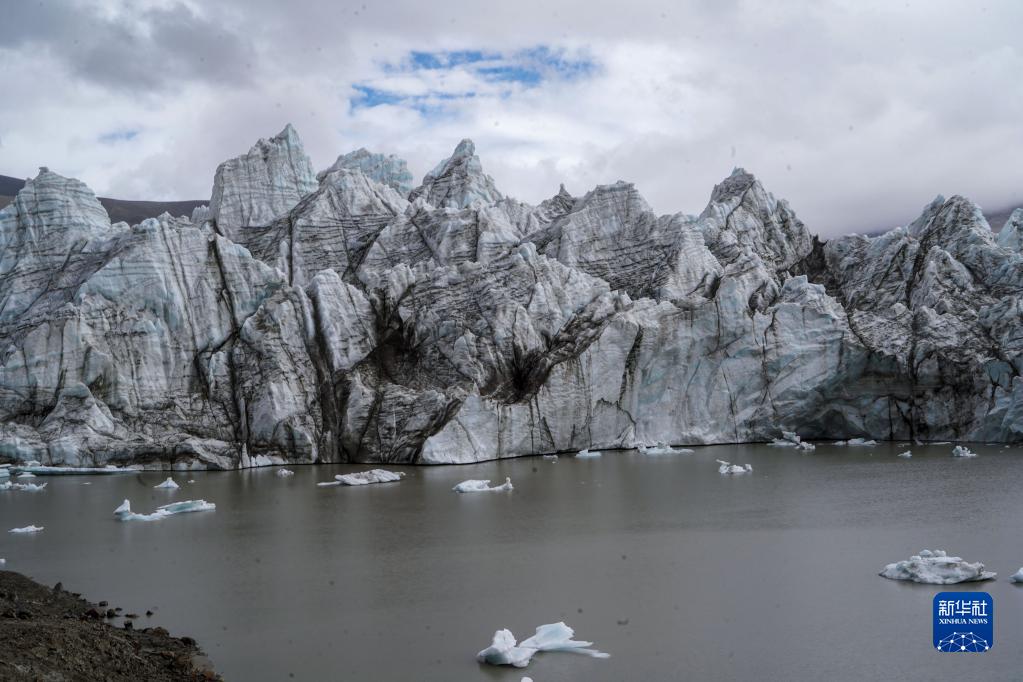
xmin=0 ymin=174 xmax=206 ymax=225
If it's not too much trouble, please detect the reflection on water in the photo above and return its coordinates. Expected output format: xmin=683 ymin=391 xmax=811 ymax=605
xmin=2 ymin=442 xmax=1022 ymax=681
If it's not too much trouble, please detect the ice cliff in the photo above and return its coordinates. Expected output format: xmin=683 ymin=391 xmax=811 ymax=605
xmin=2 ymin=125 xmax=1022 ymax=469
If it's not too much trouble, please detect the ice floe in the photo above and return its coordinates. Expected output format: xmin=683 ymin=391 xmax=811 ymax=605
xmin=114 ymin=499 xmax=216 ymax=522
xmin=317 ymin=469 xmax=405 ymax=487
xmin=1010 ymin=568 xmax=1023 ymax=583
xmin=153 ymin=477 xmax=179 ymax=489
xmin=768 ymin=431 xmax=814 ymax=451
xmin=897 ymin=451 xmax=913 ymax=458
xmin=952 ymin=445 xmax=977 ymax=458
xmin=716 ymin=459 xmax=752 ymax=474
xmin=276 ymin=468 xmax=295 ymax=478
xmin=17 ymin=472 xmax=36 ymax=478
xmin=453 ymin=478 xmax=514 ymax=493
xmin=834 ymin=438 xmax=877 ymax=446
xmin=879 ymin=549 xmax=995 ymax=584
xmin=13 ymin=464 xmax=133 ymax=475
xmin=542 ymin=454 xmax=559 ymax=462
xmin=9 ymin=525 xmax=44 ymax=534
xmin=638 ymin=443 xmax=695 ymax=455
xmin=477 ymin=622 xmax=609 ymax=668
xmin=575 ymin=449 xmax=601 ymax=458
xmin=0 ymin=481 xmax=48 ymax=492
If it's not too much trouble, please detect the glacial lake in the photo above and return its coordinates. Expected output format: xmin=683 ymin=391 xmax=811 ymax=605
xmin=3 ymin=443 xmax=1023 ymax=681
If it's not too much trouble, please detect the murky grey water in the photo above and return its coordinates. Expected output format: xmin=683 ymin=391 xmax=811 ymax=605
xmin=3 ymin=443 xmax=1023 ymax=681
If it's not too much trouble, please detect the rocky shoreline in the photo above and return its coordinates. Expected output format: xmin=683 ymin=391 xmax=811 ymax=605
xmin=0 ymin=570 xmax=220 ymax=681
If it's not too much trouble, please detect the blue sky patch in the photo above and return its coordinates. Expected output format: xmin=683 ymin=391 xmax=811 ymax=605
xmin=353 ymin=45 xmax=597 ymax=116
xmin=98 ymin=129 xmax=139 ymax=144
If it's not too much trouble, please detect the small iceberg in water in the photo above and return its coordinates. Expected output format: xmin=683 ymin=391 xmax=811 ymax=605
xmin=477 ymin=621 xmax=609 ymax=668
xmin=114 ymin=499 xmax=215 ymax=522
xmin=276 ymin=468 xmax=295 ymax=478
xmin=638 ymin=443 xmax=694 ymax=455
xmin=835 ymin=438 xmax=877 ymax=446
xmin=717 ymin=459 xmax=752 ymax=475
xmin=575 ymin=449 xmax=601 ymax=458
xmin=1009 ymin=568 xmax=1023 ymax=584
xmin=768 ymin=431 xmax=815 ymax=451
xmin=318 ymin=469 xmax=405 ymax=487
xmin=9 ymin=525 xmax=44 ymax=534
xmin=1 ymin=481 xmax=47 ymax=492
xmin=879 ymin=549 xmax=995 ymax=584
xmin=952 ymin=445 xmax=977 ymax=458
xmin=898 ymin=450 xmax=913 ymax=458
xmin=542 ymin=454 xmax=559 ymax=462
xmin=453 ymin=478 xmax=513 ymax=493
xmin=153 ymin=477 xmax=179 ymax=489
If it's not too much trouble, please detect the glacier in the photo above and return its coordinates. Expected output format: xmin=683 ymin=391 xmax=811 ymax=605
xmin=2 ymin=124 xmax=1023 ymax=469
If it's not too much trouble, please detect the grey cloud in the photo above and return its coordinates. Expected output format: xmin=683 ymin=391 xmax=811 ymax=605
xmin=0 ymin=2 xmax=254 ymax=91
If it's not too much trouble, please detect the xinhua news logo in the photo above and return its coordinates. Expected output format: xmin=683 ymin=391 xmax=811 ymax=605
xmin=933 ymin=592 xmax=993 ymax=652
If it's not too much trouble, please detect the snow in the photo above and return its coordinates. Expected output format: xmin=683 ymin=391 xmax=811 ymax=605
xmin=897 ymin=450 xmax=913 ymax=458
xmin=114 ymin=498 xmax=216 ymax=522
xmin=153 ymin=477 xmax=179 ymax=489
xmin=879 ymin=549 xmax=995 ymax=584
xmin=0 ymin=481 xmax=48 ymax=492
xmin=276 ymin=468 xmax=295 ymax=478
xmin=335 ymin=469 xmax=405 ymax=486
xmin=952 ymin=445 xmax=977 ymax=458
xmin=717 ymin=459 xmax=752 ymax=474
xmin=9 ymin=525 xmax=44 ymax=534
xmin=638 ymin=443 xmax=695 ymax=455
xmin=477 ymin=622 xmax=610 ymax=668
xmin=453 ymin=478 xmax=514 ymax=493
xmin=575 ymin=449 xmax=601 ymax=458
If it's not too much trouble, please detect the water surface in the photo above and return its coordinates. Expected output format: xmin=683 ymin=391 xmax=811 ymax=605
xmin=3 ymin=443 xmax=1022 ymax=681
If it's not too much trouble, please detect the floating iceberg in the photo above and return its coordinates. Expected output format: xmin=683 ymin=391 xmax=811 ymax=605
xmin=9 ymin=525 xmax=44 ymax=534
xmin=276 ymin=468 xmax=295 ymax=478
xmin=638 ymin=442 xmax=695 ymax=455
xmin=453 ymin=478 xmax=514 ymax=493
xmin=153 ymin=477 xmax=179 ymax=489
xmin=879 ymin=549 xmax=995 ymax=584
xmin=477 ymin=622 xmax=609 ymax=668
xmin=336 ymin=469 xmax=404 ymax=486
xmin=575 ymin=449 xmax=601 ymax=458
xmin=0 ymin=558 xmax=5 ymax=565
xmin=0 ymin=466 xmax=9 ymax=479
xmin=952 ymin=445 xmax=977 ymax=458
xmin=768 ymin=431 xmax=814 ymax=451
xmin=542 ymin=454 xmax=559 ymax=462
xmin=17 ymin=472 xmax=36 ymax=478
xmin=114 ymin=498 xmax=216 ymax=522
xmin=0 ymin=481 xmax=48 ymax=492
xmin=835 ymin=438 xmax=877 ymax=446
xmin=1010 ymin=568 xmax=1023 ymax=584
xmin=13 ymin=464 xmax=133 ymax=476
xmin=898 ymin=451 xmax=913 ymax=458
xmin=716 ymin=459 xmax=752 ymax=474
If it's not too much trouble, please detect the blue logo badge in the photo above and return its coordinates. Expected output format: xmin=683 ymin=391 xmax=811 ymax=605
xmin=933 ymin=592 xmax=993 ymax=652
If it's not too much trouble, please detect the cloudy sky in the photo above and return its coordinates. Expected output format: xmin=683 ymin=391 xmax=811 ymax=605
xmin=1 ymin=0 xmax=1020 ymax=236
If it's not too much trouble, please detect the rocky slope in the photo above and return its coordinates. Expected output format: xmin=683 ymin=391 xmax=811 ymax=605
xmin=1 ymin=125 xmax=1021 ymax=468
